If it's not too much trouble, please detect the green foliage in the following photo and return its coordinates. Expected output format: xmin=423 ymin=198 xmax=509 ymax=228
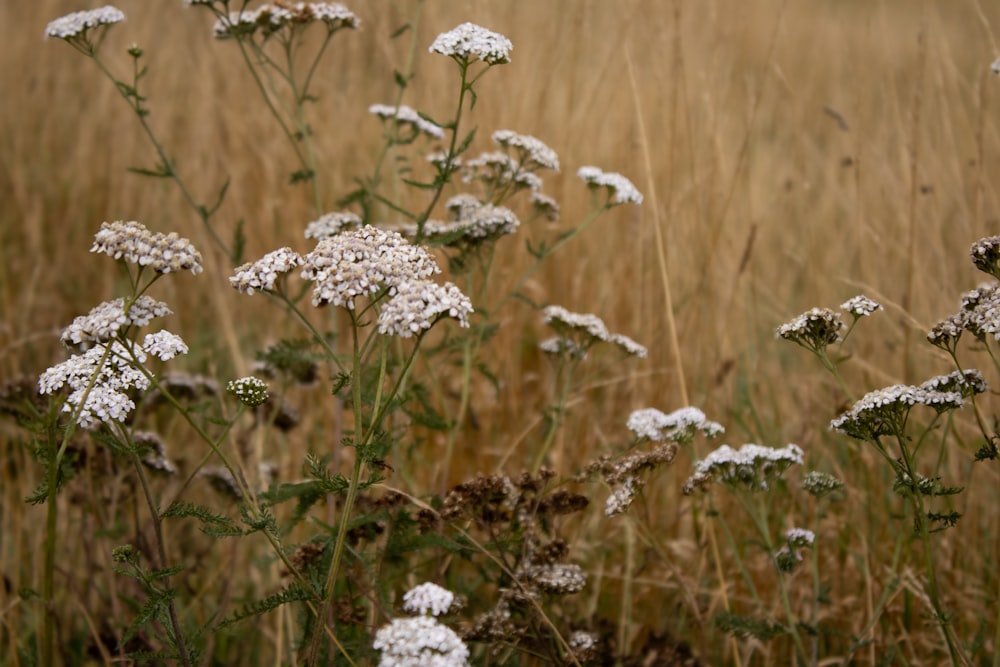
xmin=218 ymin=583 xmax=316 ymax=628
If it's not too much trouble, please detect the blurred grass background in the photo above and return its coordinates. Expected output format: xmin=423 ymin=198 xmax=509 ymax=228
xmin=4 ymin=0 xmax=1000 ymax=663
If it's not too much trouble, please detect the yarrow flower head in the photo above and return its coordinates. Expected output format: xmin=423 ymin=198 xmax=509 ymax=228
xmin=491 ymin=130 xmax=559 ymax=171
xmin=230 ymin=247 xmax=304 ymax=295
xmin=530 ymin=192 xmax=560 ymax=221
xmin=776 ymin=527 xmax=816 ymax=573
xmin=38 ymin=340 xmax=151 ymax=429
xmin=776 ymin=307 xmax=845 ymax=353
xmin=626 ymin=406 xmax=724 ymax=444
xmin=300 ymin=225 xmax=440 ymax=308
xmin=927 ymin=312 xmax=966 ymax=352
xmin=919 ymin=369 xmax=987 ymax=399
xmin=429 ymin=22 xmax=512 ymax=65
xmin=401 ymin=582 xmax=456 ymax=617
xmin=369 ymin=104 xmax=444 ymax=139
xmin=683 ymin=442 xmax=804 ymax=494
xmin=427 ymin=200 xmax=521 ymax=248
xmin=211 ymin=3 xmax=359 ymax=40
xmin=971 ymin=236 xmax=1000 ymax=280
xmin=227 ymin=376 xmax=269 ymax=407
xmin=373 ymin=615 xmax=469 ymax=667
xmin=830 ymin=384 xmax=964 ymax=440
xmin=577 ymin=166 xmax=643 ymax=205
xmin=91 ymin=220 xmax=203 ymax=275
xmin=61 ymin=296 xmax=172 ymax=351
xmin=802 ymin=470 xmax=844 ymax=498
xmin=304 ymin=211 xmax=362 ymax=240
xmin=604 ymin=475 xmax=641 ymax=516
xmin=959 ymin=282 xmax=1000 ymax=341
xmin=840 ymin=295 xmax=883 ymax=318
xmin=376 ymin=280 xmax=473 ymax=338
xmin=142 ymin=330 xmax=189 ymax=361
xmin=542 ymin=305 xmax=647 ymax=358
xmin=45 ymin=6 xmax=125 ymax=42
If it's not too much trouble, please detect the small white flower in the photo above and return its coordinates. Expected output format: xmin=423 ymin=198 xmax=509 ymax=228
xmin=402 ymin=582 xmax=455 ymax=617
xmin=142 ymin=330 xmax=189 ymax=361
xmin=786 ymin=527 xmax=815 ymax=548
xmin=577 ymin=166 xmax=643 ymax=205
xmin=377 ymin=280 xmax=473 ymax=337
xmin=304 ymin=211 xmax=362 ymax=240
xmin=61 ymin=296 xmax=173 ymax=350
xmin=369 ymin=103 xmax=444 ymax=139
xmin=373 ymin=615 xmax=469 ymax=667
xmin=492 ymin=130 xmax=559 ymax=171
xmin=230 ymin=247 xmax=304 ymax=295
xmin=604 ymin=476 xmax=641 ymax=516
xmin=840 ymin=295 xmax=882 ymax=317
xmin=91 ymin=220 xmax=203 ymax=275
xmin=227 ymin=376 xmax=269 ymax=407
xmin=45 ymin=6 xmax=125 ymax=40
xmin=429 ymin=22 xmax=512 ymax=65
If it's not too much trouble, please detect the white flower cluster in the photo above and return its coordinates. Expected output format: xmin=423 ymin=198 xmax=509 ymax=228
xmin=492 ymin=130 xmax=559 ymax=171
xmin=830 ymin=384 xmax=964 ymax=440
xmin=542 ymin=305 xmax=647 ymax=358
xmin=604 ymin=475 xmax=640 ymax=516
xmin=919 ymin=369 xmax=987 ymax=398
xmin=528 ymin=562 xmax=587 ymax=594
xmin=227 ymin=376 xmax=270 ymax=407
xmin=212 ymin=3 xmax=359 ymax=39
xmin=775 ymin=307 xmax=845 ymax=350
xmin=786 ymin=527 xmax=815 ymax=548
xmin=577 ymin=166 xmax=643 ymax=205
xmin=61 ymin=296 xmax=172 ymax=350
xmin=300 ymin=225 xmax=440 ymax=308
xmin=373 ymin=615 xmax=469 ymax=667
xmin=304 ymin=211 xmax=362 ymax=240
xmin=230 ymin=247 xmax=304 ymax=295
xmin=39 ymin=340 xmax=151 ymax=429
xmin=840 ymin=295 xmax=883 ymax=317
xmin=971 ymin=235 xmax=1000 ymax=277
xmin=369 ymin=104 xmax=444 ymax=139
xmin=429 ymin=22 xmax=512 ymax=65
xmin=45 ymin=6 xmax=125 ymax=39
xmin=683 ymin=443 xmax=804 ymax=494
xmin=142 ymin=330 xmax=189 ymax=361
xmin=377 ymin=280 xmax=473 ymax=338
xmin=402 ymin=582 xmax=455 ymax=617
xmin=91 ymin=220 xmax=203 ymax=275
xmin=627 ymin=406 xmax=724 ymax=443
xmin=430 ymin=201 xmax=521 ymax=246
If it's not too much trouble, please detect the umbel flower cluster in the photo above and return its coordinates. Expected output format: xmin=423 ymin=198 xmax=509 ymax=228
xmin=830 ymin=382 xmax=969 ymax=441
xmin=776 ymin=294 xmax=882 ymax=354
xmin=540 ymin=305 xmax=647 ymax=360
xmin=683 ymin=442 xmax=804 ymax=494
xmin=373 ymin=582 xmax=469 ymax=667
xmin=429 ymin=21 xmax=513 ymax=65
xmin=38 ymin=221 xmax=198 ymax=429
xmin=44 ymin=5 xmax=124 ymax=40
xmin=209 ymin=2 xmax=360 ymax=40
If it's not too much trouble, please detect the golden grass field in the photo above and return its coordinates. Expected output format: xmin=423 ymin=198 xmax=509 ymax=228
xmin=5 ymin=0 xmax=1000 ymax=664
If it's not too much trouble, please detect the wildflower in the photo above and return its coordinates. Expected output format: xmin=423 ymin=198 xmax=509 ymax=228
xmin=608 ymin=333 xmax=648 ymax=358
xmin=530 ymin=192 xmax=560 ymax=221
xmin=830 ymin=384 xmax=964 ymax=441
xmin=142 ymin=330 xmax=189 ymax=361
xmin=432 ymin=203 xmax=520 ymax=246
xmin=567 ymin=631 xmax=601 ymax=662
xmin=786 ymin=527 xmax=815 ymax=548
xmin=802 ymin=470 xmax=844 ymax=498
xmin=38 ymin=340 xmax=151 ymax=429
xmin=304 ymin=211 xmax=362 ymax=240
xmin=971 ymin=236 xmax=1000 ymax=279
xmin=919 ymin=369 xmax=987 ymax=399
xmin=527 ymin=562 xmax=587 ymax=594
xmin=543 ymin=306 xmax=610 ymax=342
xmin=230 ymin=247 xmax=303 ymax=295
xmin=373 ymin=615 xmax=470 ymax=667
xmin=683 ymin=443 xmax=804 ymax=494
xmin=626 ymin=406 xmax=724 ymax=444
xmin=376 ymin=280 xmax=473 ymax=337
xmin=539 ymin=336 xmax=585 ymax=360
xmin=212 ymin=3 xmax=359 ymax=39
xmin=577 ymin=166 xmax=643 ymax=205
xmin=840 ymin=295 xmax=882 ymax=318
xmin=427 ymin=150 xmax=461 ymax=171
xmin=402 ymin=582 xmax=455 ymax=617
xmin=45 ymin=5 xmax=125 ymax=40
xmin=927 ymin=313 xmax=966 ymax=352
xmin=776 ymin=307 xmax=845 ymax=353
xmin=300 ymin=225 xmax=440 ymax=308
xmin=492 ymin=130 xmax=559 ymax=171
xmin=369 ymin=103 xmax=444 ymax=139
xmin=429 ymin=22 xmax=512 ymax=65
xmin=462 ymin=151 xmax=518 ymax=186
xmin=61 ymin=296 xmax=172 ymax=350
xmin=604 ymin=476 xmax=641 ymax=516
xmin=960 ymin=282 xmax=1000 ymax=341
xmin=91 ymin=220 xmax=203 ymax=275
xmin=211 ymin=8 xmax=262 ymax=38
xmin=227 ymin=376 xmax=269 ymax=407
